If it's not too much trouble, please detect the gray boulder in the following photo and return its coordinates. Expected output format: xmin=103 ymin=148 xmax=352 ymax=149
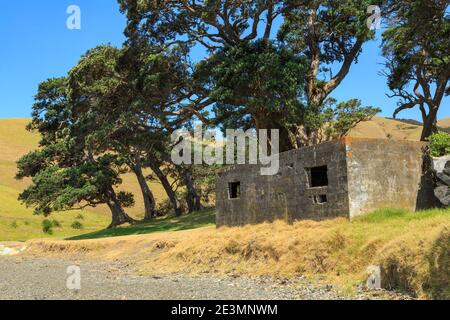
xmin=445 ymin=161 xmax=450 ymax=176
xmin=434 ymin=186 xmax=450 ymax=206
xmin=432 ymin=156 xmax=450 ymax=207
xmin=432 ymin=155 xmax=450 ymax=172
xmin=436 ymin=172 xmax=450 ymax=186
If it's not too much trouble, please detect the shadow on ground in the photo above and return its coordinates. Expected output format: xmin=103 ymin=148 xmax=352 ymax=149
xmin=67 ymin=209 xmax=216 ymax=241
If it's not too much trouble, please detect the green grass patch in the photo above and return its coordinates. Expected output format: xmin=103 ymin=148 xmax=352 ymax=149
xmin=67 ymin=209 xmax=216 ymax=240
xmin=354 ymin=207 xmax=450 ymax=223
xmin=0 ymin=184 xmax=110 ymax=241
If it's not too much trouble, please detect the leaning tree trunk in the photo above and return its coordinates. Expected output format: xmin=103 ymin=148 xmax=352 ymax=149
xmin=254 ymin=113 xmax=294 ymax=152
xmin=105 ymin=187 xmax=136 ymax=229
xmin=132 ymin=161 xmax=157 ymax=220
xmin=147 ymin=156 xmax=182 ymax=216
xmin=180 ymin=168 xmax=202 ymax=213
xmin=421 ymin=109 xmax=438 ymax=141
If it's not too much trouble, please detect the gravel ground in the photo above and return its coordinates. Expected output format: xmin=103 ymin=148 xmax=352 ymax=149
xmin=0 ymin=256 xmax=413 ymax=300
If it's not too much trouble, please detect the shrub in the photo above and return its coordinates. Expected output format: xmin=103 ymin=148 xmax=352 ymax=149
xmin=156 ymin=199 xmax=175 ymax=217
xmin=42 ymin=219 xmax=54 ymax=235
xmin=51 ymin=219 xmax=62 ymax=228
xmin=429 ymin=132 xmax=450 ymax=157
xmin=71 ymin=221 xmax=84 ymax=230
xmin=156 ymin=196 xmax=187 ymax=217
xmin=10 ymin=221 xmax=18 ymax=229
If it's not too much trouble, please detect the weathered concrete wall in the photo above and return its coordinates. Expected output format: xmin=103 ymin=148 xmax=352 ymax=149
xmin=345 ymin=138 xmax=428 ymax=218
xmin=216 ymin=140 xmax=350 ymax=227
xmin=216 ymin=138 xmax=433 ymax=227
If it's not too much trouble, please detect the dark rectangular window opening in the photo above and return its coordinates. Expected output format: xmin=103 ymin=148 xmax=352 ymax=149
xmin=229 ymin=182 xmax=241 ymax=199
xmin=310 ymin=166 xmax=329 ymax=187
xmin=313 ymin=194 xmax=328 ymax=204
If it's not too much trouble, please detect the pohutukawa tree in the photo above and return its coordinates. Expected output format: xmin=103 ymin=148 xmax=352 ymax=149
xmin=119 ymin=0 xmax=380 ymax=149
xmin=122 ymin=0 xmax=282 ymax=144
xmin=206 ymin=40 xmax=308 ymax=151
xmin=67 ymin=45 xmax=160 ymax=220
xmin=279 ymin=0 xmax=381 ymax=146
xmin=67 ymin=43 xmax=203 ymax=218
xmin=382 ymin=0 xmax=450 ymax=141
xmin=119 ymin=43 xmax=210 ymax=216
xmin=119 ymin=0 xmax=284 ymax=49
xmin=16 ymin=77 xmax=136 ymax=228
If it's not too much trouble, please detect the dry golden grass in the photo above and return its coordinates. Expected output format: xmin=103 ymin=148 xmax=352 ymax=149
xmin=438 ymin=118 xmax=450 ymax=129
xmin=349 ymin=116 xmax=450 ymax=140
xmin=349 ymin=116 xmax=423 ymax=140
xmin=25 ymin=208 xmax=450 ymax=299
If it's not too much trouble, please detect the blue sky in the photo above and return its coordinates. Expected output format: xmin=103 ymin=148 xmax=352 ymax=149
xmin=0 ymin=1 xmax=448 ymax=121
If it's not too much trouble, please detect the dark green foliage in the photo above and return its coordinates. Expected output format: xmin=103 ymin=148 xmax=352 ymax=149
xmin=321 ymin=99 xmax=381 ymax=140
xmin=209 ymin=40 xmax=307 ymax=124
xmin=66 ymin=44 xmax=197 ymax=218
xmin=120 ymin=0 xmax=381 ymax=148
xmin=19 ymin=153 xmax=131 ymax=217
xmin=42 ymin=219 xmax=54 ymax=235
xmin=429 ymin=132 xmax=450 ymax=157
xmin=206 ymin=40 xmax=307 ymax=150
xmin=16 ymin=47 xmax=138 ymax=228
xmin=19 ymin=1 xmax=448 ymax=234
xmin=71 ymin=221 xmax=84 ymax=230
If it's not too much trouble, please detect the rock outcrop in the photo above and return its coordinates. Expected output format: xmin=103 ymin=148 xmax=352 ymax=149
xmin=433 ymin=155 xmax=450 ymax=206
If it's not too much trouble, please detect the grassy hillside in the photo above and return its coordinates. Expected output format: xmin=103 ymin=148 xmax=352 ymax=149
xmin=350 ymin=116 xmax=450 ymax=139
xmin=349 ymin=116 xmax=423 ymax=140
xmin=26 ymin=208 xmax=450 ymax=299
xmin=0 ymin=119 xmax=168 ymax=241
xmin=0 ymin=119 xmax=110 ymax=240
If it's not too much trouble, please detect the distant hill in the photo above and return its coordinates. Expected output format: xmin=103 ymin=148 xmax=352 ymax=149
xmin=438 ymin=118 xmax=450 ymax=130
xmin=349 ymin=116 xmax=450 ymax=140
xmin=349 ymin=116 xmax=423 ymax=140
xmin=0 ymin=119 xmax=166 ymax=241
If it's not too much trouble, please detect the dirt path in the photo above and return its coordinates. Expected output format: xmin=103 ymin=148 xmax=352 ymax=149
xmin=0 ymin=256 xmax=411 ymax=300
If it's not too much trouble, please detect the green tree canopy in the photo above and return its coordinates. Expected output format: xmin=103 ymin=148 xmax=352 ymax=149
xmin=16 ymin=77 xmax=136 ymax=228
xmin=119 ymin=0 xmax=381 ymax=148
xmin=382 ymin=0 xmax=450 ymax=140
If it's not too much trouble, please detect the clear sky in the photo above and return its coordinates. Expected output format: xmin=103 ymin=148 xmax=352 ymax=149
xmin=0 ymin=1 xmax=448 ymax=121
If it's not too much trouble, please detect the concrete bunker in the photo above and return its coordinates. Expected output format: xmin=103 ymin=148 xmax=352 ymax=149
xmin=216 ymin=138 xmax=435 ymax=227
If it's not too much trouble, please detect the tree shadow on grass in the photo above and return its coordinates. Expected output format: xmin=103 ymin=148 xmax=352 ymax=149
xmin=67 ymin=209 xmax=216 ymax=241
